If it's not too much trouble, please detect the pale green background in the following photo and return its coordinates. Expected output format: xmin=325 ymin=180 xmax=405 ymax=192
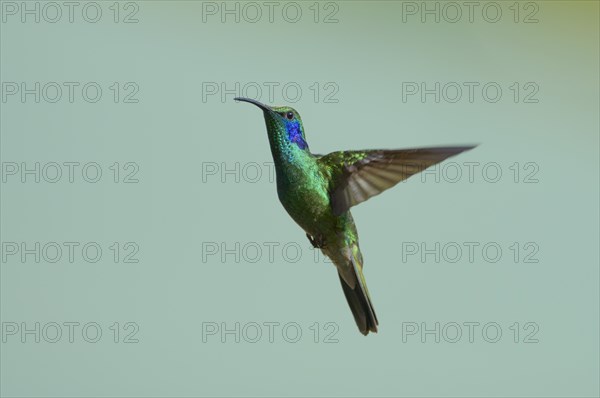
xmin=1 ymin=1 xmax=599 ymax=397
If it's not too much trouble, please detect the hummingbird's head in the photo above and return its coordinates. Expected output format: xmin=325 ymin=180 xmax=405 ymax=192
xmin=234 ymin=97 xmax=309 ymax=152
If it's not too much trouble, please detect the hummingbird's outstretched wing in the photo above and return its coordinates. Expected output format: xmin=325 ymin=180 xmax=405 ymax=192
xmin=319 ymin=146 xmax=476 ymax=215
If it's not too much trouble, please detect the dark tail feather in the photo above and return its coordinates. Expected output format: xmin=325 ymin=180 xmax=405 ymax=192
xmin=338 ymin=272 xmax=378 ymax=336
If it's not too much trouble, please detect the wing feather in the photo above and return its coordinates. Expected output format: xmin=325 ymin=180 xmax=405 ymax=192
xmin=319 ymin=146 xmax=476 ymax=215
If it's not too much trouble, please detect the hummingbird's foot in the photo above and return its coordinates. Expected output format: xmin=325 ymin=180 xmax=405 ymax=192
xmin=306 ymin=233 xmax=326 ymax=249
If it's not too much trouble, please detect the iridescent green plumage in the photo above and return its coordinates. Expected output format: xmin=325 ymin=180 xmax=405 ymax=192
xmin=235 ymin=97 xmax=475 ymax=335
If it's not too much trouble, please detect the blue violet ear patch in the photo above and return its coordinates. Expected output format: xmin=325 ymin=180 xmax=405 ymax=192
xmin=285 ymin=120 xmax=308 ymax=150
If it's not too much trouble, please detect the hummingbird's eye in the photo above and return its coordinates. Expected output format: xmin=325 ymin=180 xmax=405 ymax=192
xmin=286 ymin=112 xmax=294 ymax=120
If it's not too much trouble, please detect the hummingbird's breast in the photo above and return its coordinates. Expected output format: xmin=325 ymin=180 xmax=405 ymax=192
xmin=275 ymin=161 xmax=333 ymax=237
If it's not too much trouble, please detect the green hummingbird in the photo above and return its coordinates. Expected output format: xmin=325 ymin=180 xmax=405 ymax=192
xmin=235 ymin=97 xmax=475 ymax=335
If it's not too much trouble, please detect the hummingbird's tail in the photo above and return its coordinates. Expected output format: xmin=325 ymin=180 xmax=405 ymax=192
xmin=337 ymin=245 xmax=378 ymax=336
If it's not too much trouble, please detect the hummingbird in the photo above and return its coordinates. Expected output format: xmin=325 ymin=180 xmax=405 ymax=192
xmin=235 ymin=97 xmax=475 ymax=335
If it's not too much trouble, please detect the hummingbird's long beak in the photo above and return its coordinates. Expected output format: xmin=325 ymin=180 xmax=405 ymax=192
xmin=234 ymin=97 xmax=273 ymax=112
